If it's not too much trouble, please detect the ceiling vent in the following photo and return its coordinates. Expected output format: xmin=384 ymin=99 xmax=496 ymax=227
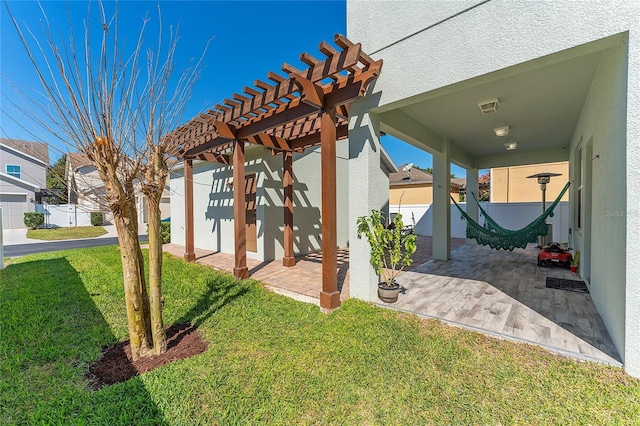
xmin=478 ymin=98 xmax=500 ymax=114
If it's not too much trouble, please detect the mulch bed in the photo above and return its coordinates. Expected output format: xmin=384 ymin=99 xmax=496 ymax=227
xmin=88 ymin=323 xmax=207 ymax=389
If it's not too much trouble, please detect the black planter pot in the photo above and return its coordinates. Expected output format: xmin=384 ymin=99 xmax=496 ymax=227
xmin=378 ymin=282 xmax=401 ymax=303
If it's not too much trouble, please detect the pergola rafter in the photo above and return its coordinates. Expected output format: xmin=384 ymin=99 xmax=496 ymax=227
xmin=171 ymin=34 xmax=382 ymax=311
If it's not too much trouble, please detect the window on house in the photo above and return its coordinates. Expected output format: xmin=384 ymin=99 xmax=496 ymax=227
xmin=6 ymin=164 xmax=21 ymax=179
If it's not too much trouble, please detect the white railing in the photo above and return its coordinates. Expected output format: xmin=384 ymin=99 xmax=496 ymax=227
xmin=390 ymin=201 xmax=570 ymax=243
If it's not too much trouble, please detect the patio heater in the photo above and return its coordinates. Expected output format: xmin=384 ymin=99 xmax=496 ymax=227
xmin=527 ymin=172 xmax=562 ymax=247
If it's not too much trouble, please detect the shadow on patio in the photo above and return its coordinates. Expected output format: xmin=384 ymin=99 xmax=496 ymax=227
xmin=163 ymin=236 xmax=464 ymax=305
xmin=162 ymin=244 xmax=350 ymax=304
xmin=383 ymin=243 xmax=621 ymax=366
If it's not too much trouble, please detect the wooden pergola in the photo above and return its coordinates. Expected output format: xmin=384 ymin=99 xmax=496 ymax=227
xmin=169 ymin=35 xmax=382 ymax=311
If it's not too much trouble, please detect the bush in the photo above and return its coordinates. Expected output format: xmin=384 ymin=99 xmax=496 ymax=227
xmin=146 ymin=221 xmax=171 ymax=244
xmin=161 ymin=222 xmax=171 ymax=244
xmin=90 ymin=212 xmax=103 ymax=226
xmin=23 ymin=212 xmax=44 ymax=230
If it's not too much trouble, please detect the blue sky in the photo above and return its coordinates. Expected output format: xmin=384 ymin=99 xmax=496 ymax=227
xmin=1 ymin=1 xmax=464 ymax=176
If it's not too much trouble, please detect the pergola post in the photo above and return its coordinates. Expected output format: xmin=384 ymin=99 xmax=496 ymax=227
xmin=320 ymin=107 xmax=340 ymax=311
xmin=183 ymin=159 xmax=195 ymax=262
xmin=283 ymin=151 xmax=296 ymax=267
xmin=233 ymin=140 xmax=249 ymax=279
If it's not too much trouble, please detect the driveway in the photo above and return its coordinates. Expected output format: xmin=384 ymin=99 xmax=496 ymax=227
xmin=2 ymin=225 xmax=148 ymax=258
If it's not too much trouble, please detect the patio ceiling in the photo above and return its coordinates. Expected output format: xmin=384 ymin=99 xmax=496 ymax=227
xmin=379 ymin=49 xmax=604 ymax=169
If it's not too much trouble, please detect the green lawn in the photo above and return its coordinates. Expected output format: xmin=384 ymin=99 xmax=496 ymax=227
xmin=27 ymin=226 xmax=108 ymax=240
xmin=1 ymin=247 xmax=638 ymax=425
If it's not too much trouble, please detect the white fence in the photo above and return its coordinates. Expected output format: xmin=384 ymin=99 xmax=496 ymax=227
xmin=35 ymin=204 xmax=104 ymax=228
xmin=391 ymin=201 xmax=570 ymax=243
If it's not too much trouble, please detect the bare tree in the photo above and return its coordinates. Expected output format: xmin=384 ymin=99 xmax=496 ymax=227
xmin=4 ymin=2 xmax=207 ymax=359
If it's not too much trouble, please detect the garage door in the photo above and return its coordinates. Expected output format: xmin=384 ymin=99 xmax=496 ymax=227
xmin=0 ymin=194 xmax=28 ymax=229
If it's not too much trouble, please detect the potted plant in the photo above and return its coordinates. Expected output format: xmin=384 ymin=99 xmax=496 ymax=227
xmin=570 ymin=250 xmax=580 ymax=273
xmin=356 ymin=210 xmax=417 ymax=303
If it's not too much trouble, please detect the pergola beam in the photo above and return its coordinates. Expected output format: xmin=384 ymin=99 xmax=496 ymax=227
xmin=195 ymin=152 xmax=230 ymax=165
xmin=182 ymin=76 xmax=376 ymax=157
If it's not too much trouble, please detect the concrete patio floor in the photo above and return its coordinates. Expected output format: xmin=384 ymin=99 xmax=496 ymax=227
xmin=383 ymin=243 xmax=621 ymax=366
xmin=164 ymin=237 xmax=619 ymax=366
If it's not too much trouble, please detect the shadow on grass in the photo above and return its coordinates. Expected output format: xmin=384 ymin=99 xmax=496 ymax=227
xmin=0 ymin=256 xmax=167 ymax=425
xmin=174 ymin=275 xmax=250 ymax=332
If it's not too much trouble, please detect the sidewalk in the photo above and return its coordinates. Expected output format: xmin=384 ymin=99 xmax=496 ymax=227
xmin=2 ymin=224 xmax=119 ymax=246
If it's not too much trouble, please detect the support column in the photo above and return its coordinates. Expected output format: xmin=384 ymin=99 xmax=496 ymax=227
xmin=183 ymin=159 xmax=195 ymax=262
xmin=348 ymin=95 xmax=387 ymax=302
xmin=320 ymin=107 xmax=340 ymax=311
xmin=465 ymin=167 xmax=479 ymax=245
xmin=433 ymin=138 xmax=451 ymax=260
xmin=283 ymin=151 xmax=296 ymax=267
xmin=233 ymin=140 xmax=248 ymax=279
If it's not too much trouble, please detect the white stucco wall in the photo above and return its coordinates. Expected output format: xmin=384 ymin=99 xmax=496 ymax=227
xmin=348 ymin=1 xmax=638 ymax=111
xmin=569 ymin=40 xmax=637 ymax=374
xmin=170 ymin=142 xmax=350 ymax=262
xmin=627 ymin=33 xmax=640 ymax=380
xmin=348 ymin=95 xmax=390 ymax=301
xmin=347 ymin=0 xmax=640 ymax=376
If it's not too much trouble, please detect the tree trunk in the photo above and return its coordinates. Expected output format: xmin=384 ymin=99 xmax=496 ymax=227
xmin=145 ymin=146 xmax=167 ymax=355
xmin=112 ymin=193 xmax=152 ymax=361
xmin=147 ymin=192 xmax=167 ymax=355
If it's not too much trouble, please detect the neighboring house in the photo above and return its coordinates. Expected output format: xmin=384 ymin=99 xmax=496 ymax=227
xmin=66 ymin=152 xmax=108 ymax=211
xmin=490 ymin=161 xmax=569 ymax=203
xmin=170 ymin=141 xmax=397 ymax=262
xmin=347 ymin=0 xmax=639 ymax=376
xmin=66 ymin=152 xmax=171 ymax=224
xmin=389 ymin=165 xmax=463 ymax=206
xmin=389 ymin=166 xmax=465 ymax=235
xmin=0 ymin=138 xmax=49 ymax=229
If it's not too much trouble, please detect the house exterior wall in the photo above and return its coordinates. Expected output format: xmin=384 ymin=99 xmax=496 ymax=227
xmin=0 ymin=144 xmax=46 ymax=228
xmin=348 ymin=96 xmax=391 ymax=301
xmin=170 ymin=141 xmax=350 ymax=262
xmin=390 ymin=184 xmax=433 ymax=205
xmin=389 ymin=184 xmax=460 ymax=205
xmin=0 ymin=145 xmax=46 ymax=188
xmin=348 ymin=0 xmax=640 ymax=376
xmin=569 ymin=41 xmax=633 ymax=373
xmin=490 ymin=162 xmax=569 ymax=203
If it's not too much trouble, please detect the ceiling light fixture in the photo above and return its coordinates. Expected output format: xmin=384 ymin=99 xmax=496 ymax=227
xmin=478 ymin=98 xmax=500 ymax=114
xmin=504 ymin=141 xmax=518 ymax=150
xmin=493 ymin=126 xmax=510 ymax=137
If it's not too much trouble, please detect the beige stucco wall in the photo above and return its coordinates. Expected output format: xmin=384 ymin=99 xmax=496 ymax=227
xmin=491 ymin=162 xmax=569 ymax=203
xmin=390 ymin=184 xmax=432 ymax=205
xmin=389 ymin=184 xmax=459 ymax=205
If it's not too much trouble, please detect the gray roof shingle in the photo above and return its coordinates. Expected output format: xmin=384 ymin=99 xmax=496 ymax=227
xmin=0 ymin=138 xmax=49 ymax=164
